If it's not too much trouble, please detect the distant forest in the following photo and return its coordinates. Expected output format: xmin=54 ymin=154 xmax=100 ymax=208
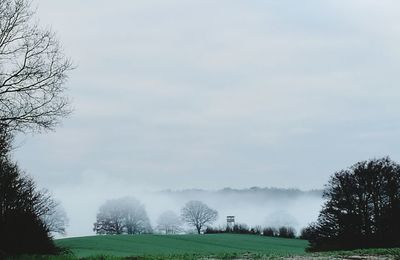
xmin=161 ymin=187 xmax=322 ymax=200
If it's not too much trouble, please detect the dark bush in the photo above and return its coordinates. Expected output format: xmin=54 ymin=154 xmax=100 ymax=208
xmin=250 ymin=225 xmax=262 ymax=235
xmin=205 ymin=224 xmax=297 ymax=239
xmin=278 ymin=226 xmax=296 ymax=238
xmin=204 ymin=226 xmax=226 ymax=234
xmin=205 ymin=224 xmax=256 ymax=235
xmin=232 ymin=223 xmax=251 ymax=234
xmin=262 ymin=227 xmax=278 ymax=237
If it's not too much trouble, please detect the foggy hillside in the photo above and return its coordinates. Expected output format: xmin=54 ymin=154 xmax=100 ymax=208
xmin=59 ymin=185 xmax=324 ymax=237
xmin=143 ymin=187 xmax=324 ymax=234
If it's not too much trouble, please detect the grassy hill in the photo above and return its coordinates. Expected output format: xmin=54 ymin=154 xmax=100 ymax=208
xmin=56 ymin=234 xmax=308 ymax=258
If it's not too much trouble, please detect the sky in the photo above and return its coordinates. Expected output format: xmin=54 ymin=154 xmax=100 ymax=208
xmin=12 ymin=0 xmax=400 ymax=236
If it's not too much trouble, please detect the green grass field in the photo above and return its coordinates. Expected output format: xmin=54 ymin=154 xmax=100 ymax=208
xmin=55 ymin=234 xmax=308 ymax=258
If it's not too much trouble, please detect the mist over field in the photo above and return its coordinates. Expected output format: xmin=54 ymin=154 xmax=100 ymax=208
xmin=154 ymin=188 xmax=323 ymax=232
xmin=53 ymin=184 xmax=323 ymax=237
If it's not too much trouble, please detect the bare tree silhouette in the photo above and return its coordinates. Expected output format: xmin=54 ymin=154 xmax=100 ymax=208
xmin=181 ymin=200 xmax=217 ymax=234
xmin=0 ymin=0 xmax=72 ymax=132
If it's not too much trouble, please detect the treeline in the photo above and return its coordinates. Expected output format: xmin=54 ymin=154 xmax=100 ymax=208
xmin=91 ymin=197 xmax=299 ymax=239
xmin=93 ymin=199 xmax=218 ymax=235
xmin=161 ymin=187 xmax=322 ymax=201
xmin=205 ymin=224 xmax=296 ymax=239
xmin=92 ymin=198 xmax=299 ymax=238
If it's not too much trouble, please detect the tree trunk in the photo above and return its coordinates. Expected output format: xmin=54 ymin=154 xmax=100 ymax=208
xmin=196 ymin=226 xmax=201 ymax=234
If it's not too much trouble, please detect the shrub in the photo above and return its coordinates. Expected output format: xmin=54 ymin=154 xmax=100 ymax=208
xmin=262 ymin=227 xmax=278 ymax=237
xmin=278 ymin=226 xmax=296 ymax=239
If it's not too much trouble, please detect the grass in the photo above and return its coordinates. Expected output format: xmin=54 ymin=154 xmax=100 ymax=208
xmin=7 ymin=234 xmax=400 ymax=260
xmin=7 ymin=235 xmax=400 ymax=259
xmin=54 ymin=234 xmax=308 ymax=258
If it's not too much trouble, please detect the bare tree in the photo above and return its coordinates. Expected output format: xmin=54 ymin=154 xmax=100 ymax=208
xmin=94 ymin=198 xmax=128 ymax=235
xmin=156 ymin=211 xmax=182 ymax=234
xmin=41 ymin=202 xmax=69 ymax=236
xmin=123 ymin=198 xmax=152 ymax=234
xmin=11 ymin=173 xmax=68 ymax=236
xmin=181 ymin=200 xmax=218 ymax=234
xmin=0 ymin=0 xmax=72 ymax=132
xmin=93 ymin=197 xmax=152 ymax=235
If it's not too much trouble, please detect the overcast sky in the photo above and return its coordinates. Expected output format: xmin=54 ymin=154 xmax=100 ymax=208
xmin=12 ymin=0 xmax=400 ymax=235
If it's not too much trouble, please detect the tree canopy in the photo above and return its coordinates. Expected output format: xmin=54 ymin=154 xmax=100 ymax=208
xmin=156 ymin=211 xmax=182 ymax=234
xmin=306 ymin=157 xmax=400 ymax=251
xmin=93 ymin=197 xmax=152 ymax=235
xmin=181 ymin=200 xmax=218 ymax=234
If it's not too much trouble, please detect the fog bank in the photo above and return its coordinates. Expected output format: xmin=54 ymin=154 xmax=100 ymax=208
xmin=54 ymin=182 xmax=323 ymax=237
